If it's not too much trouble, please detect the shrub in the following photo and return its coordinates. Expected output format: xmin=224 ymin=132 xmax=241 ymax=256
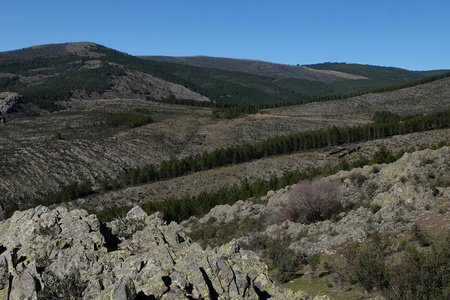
xmin=330 ymin=233 xmax=450 ymax=299
xmin=38 ymin=271 xmax=87 ymax=300
xmin=3 ymin=202 xmax=18 ymax=219
xmin=366 ymin=182 xmax=379 ymax=196
xmin=371 ymin=165 xmax=380 ymax=174
xmin=38 ymin=224 xmax=59 ymax=237
xmin=190 ymin=215 xmax=266 ymax=248
xmin=114 ymin=218 xmax=146 ymax=239
xmin=307 ymin=254 xmax=322 ymax=278
xmin=328 ymin=243 xmax=359 ymax=287
xmin=427 ymin=171 xmax=436 ymax=179
xmin=394 ymin=209 xmax=405 ymax=223
xmin=370 ymin=204 xmax=382 ymax=214
xmin=410 ymin=224 xmax=432 ymax=247
xmin=270 ymin=178 xmax=344 ymax=224
xmin=296 ymin=229 xmax=309 ymax=240
xmin=387 ymin=236 xmax=450 ymax=300
xmin=241 ymin=233 xmax=269 ymax=252
xmin=349 ymin=172 xmax=367 ymax=187
xmin=372 ymin=111 xmax=401 ymax=123
xmin=266 ymin=239 xmax=305 ymax=283
xmin=371 ymin=145 xmax=396 ymax=164
xmin=348 ymin=233 xmax=390 ymax=292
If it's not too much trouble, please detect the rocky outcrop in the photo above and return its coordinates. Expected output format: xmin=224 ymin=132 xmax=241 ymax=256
xmin=0 ymin=205 xmax=316 ymax=299
xmin=71 ymin=70 xmax=211 ymax=102
xmin=0 ymin=92 xmax=21 ymax=123
xmin=183 ymin=146 xmax=450 ymax=256
xmin=266 ymin=146 xmax=450 ymax=254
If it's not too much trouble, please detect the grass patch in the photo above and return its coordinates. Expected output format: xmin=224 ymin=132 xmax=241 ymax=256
xmin=282 ymin=275 xmax=366 ymax=300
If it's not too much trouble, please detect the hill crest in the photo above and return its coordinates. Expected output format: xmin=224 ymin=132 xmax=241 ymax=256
xmin=140 ymin=54 xmax=366 ymax=82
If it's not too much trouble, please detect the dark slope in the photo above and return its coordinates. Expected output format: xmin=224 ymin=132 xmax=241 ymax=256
xmin=140 ymin=55 xmax=363 ymax=82
xmin=306 ymin=62 xmax=447 ymax=82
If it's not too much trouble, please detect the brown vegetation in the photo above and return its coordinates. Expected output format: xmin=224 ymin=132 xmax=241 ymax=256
xmin=268 ymin=178 xmax=344 ymax=225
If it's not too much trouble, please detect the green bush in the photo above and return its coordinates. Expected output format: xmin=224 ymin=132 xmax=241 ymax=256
xmin=410 ymin=224 xmax=432 ymax=247
xmin=31 ymin=181 xmax=93 ymax=207
xmin=307 ymin=254 xmax=322 ymax=278
xmin=3 ymin=202 xmax=18 ymax=219
xmin=371 ymin=145 xmax=396 ymax=164
xmin=387 ymin=237 xmax=450 ymax=299
xmin=189 ymin=215 xmax=266 ymax=248
xmin=265 ymin=239 xmax=305 ymax=283
xmin=333 ymin=233 xmax=450 ymax=299
xmin=349 ymin=173 xmax=367 ymax=187
xmin=369 ymin=204 xmax=382 ymax=214
xmin=350 ymin=239 xmax=389 ymax=292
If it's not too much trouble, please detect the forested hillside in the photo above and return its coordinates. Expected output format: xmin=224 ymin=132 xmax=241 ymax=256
xmin=1 ymin=42 xmax=448 ymax=111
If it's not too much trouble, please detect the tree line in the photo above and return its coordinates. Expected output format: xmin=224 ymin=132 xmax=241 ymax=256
xmin=100 ymin=109 xmax=450 ymax=191
xmin=151 ymin=71 xmax=450 ymax=116
xmin=3 ymin=181 xmax=93 ymax=219
xmin=149 ymin=97 xmax=258 ymax=119
xmin=257 ymin=71 xmax=450 ymax=109
xmin=93 ymin=141 xmax=449 ymax=223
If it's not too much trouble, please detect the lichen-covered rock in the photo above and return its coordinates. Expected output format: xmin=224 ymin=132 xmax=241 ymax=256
xmin=0 ymin=205 xmax=314 ymax=299
xmin=244 ymin=147 xmax=450 ymax=256
xmin=0 ymin=92 xmax=22 ymax=123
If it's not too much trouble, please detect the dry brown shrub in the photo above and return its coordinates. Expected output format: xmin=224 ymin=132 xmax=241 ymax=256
xmin=269 ymin=177 xmax=344 ymax=225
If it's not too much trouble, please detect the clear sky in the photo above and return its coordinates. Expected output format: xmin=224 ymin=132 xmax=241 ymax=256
xmin=1 ymin=0 xmax=449 ymax=71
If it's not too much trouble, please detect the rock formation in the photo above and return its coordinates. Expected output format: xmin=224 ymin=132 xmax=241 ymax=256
xmin=185 ymin=146 xmax=450 ymax=256
xmin=0 ymin=205 xmax=326 ymax=299
xmin=0 ymin=92 xmax=21 ymax=123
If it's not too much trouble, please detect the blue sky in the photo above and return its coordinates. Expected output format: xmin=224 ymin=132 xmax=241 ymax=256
xmin=1 ymin=0 xmax=449 ymax=70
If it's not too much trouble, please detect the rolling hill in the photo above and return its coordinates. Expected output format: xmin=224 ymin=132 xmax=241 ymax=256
xmin=139 ymin=55 xmax=368 ymax=81
xmin=1 ymin=42 xmax=448 ymax=111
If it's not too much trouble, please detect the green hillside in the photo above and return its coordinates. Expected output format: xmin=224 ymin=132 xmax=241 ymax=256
xmin=0 ymin=43 xmax=448 ymax=111
xmin=306 ymin=62 xmax=445 ymax=80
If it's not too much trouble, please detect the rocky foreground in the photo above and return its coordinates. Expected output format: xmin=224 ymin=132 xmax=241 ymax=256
xmin=0 ymin=204 xmax=329 ymax=299
xmin=1 ymin=147 xmax=448 ymax=299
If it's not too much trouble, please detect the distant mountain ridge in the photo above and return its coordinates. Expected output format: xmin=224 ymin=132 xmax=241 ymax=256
xmin=0 ymin=42 xmax=449 ymax=110
xmin=0 ymin=42 xmax=99 ymax=61
xmin=139 ymin=55 xmax=367 ymax=82
xmin=305 ymin=62 xmax=447 ymax=81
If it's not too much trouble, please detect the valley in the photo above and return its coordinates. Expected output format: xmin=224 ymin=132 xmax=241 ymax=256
xmin=0 ymin=42 xmax=449 ymax=299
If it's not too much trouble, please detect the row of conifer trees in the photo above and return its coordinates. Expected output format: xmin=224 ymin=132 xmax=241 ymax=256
xmin=94 ymin=141 xmax=448 ymax=223
xmin=103 ymin=109 xmax=450 ymax=191
xmin=257 ymin=71 xmax=450 ymax=109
